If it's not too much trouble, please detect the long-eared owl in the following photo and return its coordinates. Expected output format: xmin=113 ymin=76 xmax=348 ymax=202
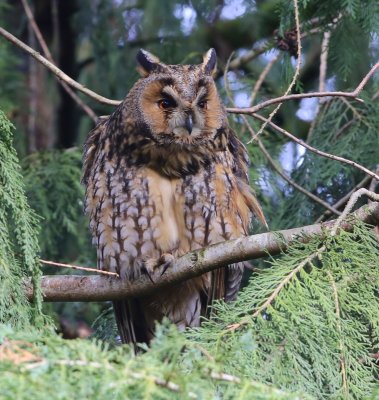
xmin=83 ymin=49 xmax=265 ymax=344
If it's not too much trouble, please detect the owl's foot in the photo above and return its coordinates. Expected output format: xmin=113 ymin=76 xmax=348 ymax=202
xmin=142 ymin=253 xmax=175 ymax=283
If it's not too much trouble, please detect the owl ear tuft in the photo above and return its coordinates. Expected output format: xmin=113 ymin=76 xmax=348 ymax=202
xmin=201 ymin=48 xmax=217 ymax=76
xmin=136 ymin=49 xmax=166 ymax=76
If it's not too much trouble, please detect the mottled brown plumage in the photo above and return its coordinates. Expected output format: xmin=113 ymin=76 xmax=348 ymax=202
xmin=83 ymin=49 xmax=265 ymax=344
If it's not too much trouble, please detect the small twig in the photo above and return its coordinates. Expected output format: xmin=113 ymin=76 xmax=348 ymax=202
xmin=319 ymin=31 xmax=331 ymax=93
xmin=223 ymin=52 xmax=234 ymax=103
xmin=26 ymin=14 xmax=37 ymax=153
xmin=354 ymin=62 xmax=379 ymax=94
xmin=334 ymin=119 xmax=355 ymax=140
xmin=251 ymin=113 xmax=379 ymax=181
xmin=39 ymin=259 xmax=119 ymax=277
xmin=227 ymin=62 xmax=379 ymax=116
xmin=0 ymin=27 xmax=121 ymax=106
xmin=368 ymin=166 xmax=379 ymax=204
xmin=217 ymin=44 xmax=271 ymax=78
xmin=21 ymin=0 xmax=53 ymax=63
xmin=211 ymin=371 xmax=241 ymax=383
xmin=227 ymin=91 xmax=364 ymax=115
xmin=249 ymin=53 xmax=281 ymax=106
xmin=316 ymin=175 xmax=371 ymax=222
xmin=331 ymin=189 xmax=379 ymax=236
xmin=52 ymin=359 xmax=198 ymax=398
xmin=327 ymin=271 xmax=348 ymax=396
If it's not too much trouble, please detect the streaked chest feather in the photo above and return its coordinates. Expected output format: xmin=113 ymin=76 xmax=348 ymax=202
xmin=85 ymin=159 xmax=252 ymax=277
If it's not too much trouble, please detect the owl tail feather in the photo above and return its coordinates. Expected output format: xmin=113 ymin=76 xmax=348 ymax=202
xmin=113 ymin=300 xmax=150 ymax=346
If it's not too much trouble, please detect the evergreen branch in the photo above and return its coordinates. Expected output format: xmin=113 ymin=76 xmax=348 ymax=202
xmin=227 ymin=62 xmax=379 ymax=115
xmin=226 ymin=247 xmax=325 ymax=332
xmin=225 ymin=189 xmax=379 ymax=335
xmin=0 ymin=27 xmax=121 ymax=106
xmin=20 ymin=0 xmax=97 ymax=122
xmin=327 ymin=271 xmax=348 ymax=396
xmin=18 ymin=350 xmax=288 ymax=399
xmin=39 ymin=259 xmax=119 ymax=277
xmin=24 ymin=202 xmax=379 ymax=302
xmin=251 ymin=113 xmax=379 ymax=181
xmin=251 ymin=247 xmax=324 ymax=319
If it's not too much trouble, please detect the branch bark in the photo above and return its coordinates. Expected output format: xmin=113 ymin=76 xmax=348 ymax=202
xmin=24 ymin=202 xmax=379 ymax=302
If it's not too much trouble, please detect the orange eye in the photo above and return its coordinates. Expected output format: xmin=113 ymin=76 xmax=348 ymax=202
xmin=198 ymin=100 xmax=207 ymax=109
xmin=158 ymin=98 xmax=176 ymax=110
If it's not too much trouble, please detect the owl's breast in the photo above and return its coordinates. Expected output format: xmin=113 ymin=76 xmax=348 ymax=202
xmin=144 ymin=168 xmax=188 ymax=254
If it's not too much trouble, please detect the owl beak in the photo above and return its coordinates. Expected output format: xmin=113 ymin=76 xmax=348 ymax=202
xmin=184 ymin=115 xmax=193 ymax=134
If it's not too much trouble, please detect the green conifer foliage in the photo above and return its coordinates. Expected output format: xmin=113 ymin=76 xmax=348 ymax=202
xmin=0 ymin=110 xmax=44 ymax=327
xmin=0 ymin=221 xmax=377 ymax=399
xmin=22 ymin=149 xmax=92 ymax=262
xmin=0 ymin=1 xmax=378 ymax=398
xmin=189 ymin=221 xmax=379 ymax=399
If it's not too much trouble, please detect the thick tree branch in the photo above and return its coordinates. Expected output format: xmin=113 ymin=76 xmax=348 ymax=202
xmin=24 ymin=202 xmax=379 ymax=303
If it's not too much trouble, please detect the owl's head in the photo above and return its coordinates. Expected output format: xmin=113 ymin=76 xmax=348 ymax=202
xmin=129 ymin=48 xmax=226 ymax=147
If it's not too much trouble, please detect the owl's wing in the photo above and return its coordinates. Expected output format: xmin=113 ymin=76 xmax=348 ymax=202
xmin=82 ymin=118 xmax=108 ymax=186
xmin=203 ymin=130 xmax=266 ymax=311
xmin=203 ymin=264 xmax=244 ymax=320
xmin=228 ymin=129 xmax=267 ymax=227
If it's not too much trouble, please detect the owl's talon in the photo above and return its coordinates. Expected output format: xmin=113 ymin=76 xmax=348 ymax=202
xmin=141 ymin=253 xmax=174 ymax=281
xmin=141 ymin=266 xmax=156 ymax=283
xmin=160 ymin=261 xmax=172 ymax=276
